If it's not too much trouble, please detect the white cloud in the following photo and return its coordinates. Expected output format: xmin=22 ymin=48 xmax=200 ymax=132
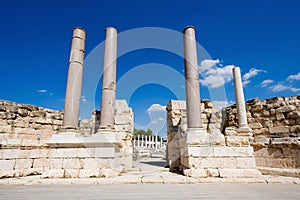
xmin=242 ymin=68 xmax=266 ymax=86
xmin=199 ymin=59 xmax=220 ymax=73
xmin=81 ymin=96 xmax=87 ymax=102
xmin=287 ymin=72 xmax=300 ymax=81
xmin=269 ymin=83 xmax=300 ymax=93
xmin=151 ymin=117 xmax=165 ymax=125
xmin=147 ymin=104 xmax=166 ymax=113
xmin=212 ymin=100 xmax=235 ymax=110
xmin=261 ymin=79 xmax=274 ymax=87
xmin=37 ymin=89 xmax=47 ymax=93
xmin=199 ymin=59 xmax=235 ymax=88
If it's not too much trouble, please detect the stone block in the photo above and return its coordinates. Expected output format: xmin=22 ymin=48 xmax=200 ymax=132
xmin=236 ymin=157 xmax=256 ymax=169
xmin=255 ymin=157 xmax=267 ymax=167
xmin=184 ymin=146 xmax=214 ymax=157
xmin=276 ymin=105 xmax=296 ymax=113
xmin=287 ymin=111 xmax=300 ymax=119
xmin=213 ymin=147 xmax=254 ymax=157
xmin=49 ymin=158 xmax=63 ymax=169
xmin=249 ymin=123 xmax=263 ymax=129
xmin=63 ymin=158 xmax=83 ymax=169
xmin=2 ymin=149 xmax=20 ymax=159
xmin=79 ymin=169 xmax=101 ymax=178
xmin=183 ymin=168 xmax=208 ymax=178
xmin=269 ymin=126 xmax=289 ymax=134
xmin=33 ymin=158 xmax=49 ymax=169
xmin=64 ymin=169 xmax=79 ymax=178
xmin=29 ymin=149 xmax=50 ymax=158
xmin=0 ymin=160 xmax=15 ymax=170
xmin=207 ymin=168 xmax=220 ymax=177
xmin=82 ymin=158 xmax=107 ymax=169
xmin=0 ymin=125 xmax=12 ymax=133
xmin=219 ymin=168 xmax=262 ymax=178
xmin=115 ymin=114 xmax=132 ymax=125
xmin=42 ymin=169 xmax=65 ymax=178
xmin=225 ymin=136 xmax=250 ymax=147
xmin=15 ymin=159 xmax=33 ymax=169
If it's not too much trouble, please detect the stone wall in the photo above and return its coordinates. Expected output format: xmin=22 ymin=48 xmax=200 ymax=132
xmin=224 ymin=96 xmax=300 ymax=172
xmin=0 ymin=99 xmax=133 ymax=178
xmin=167 ymin=96 xmax=300 ymax=178
xmin=166 ymin=100 xmax=222 ymax=169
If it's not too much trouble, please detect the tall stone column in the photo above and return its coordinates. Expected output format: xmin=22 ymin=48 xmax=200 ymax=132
xmin=99 ymin=27 xmax=117 ymax=130
xmin=233 ymin=67 xmax=252 ymax=132
xmin=62 ymin=28 xmax=86 ymax=129
xmin=183 ymin=26 xmax=202 ymax=129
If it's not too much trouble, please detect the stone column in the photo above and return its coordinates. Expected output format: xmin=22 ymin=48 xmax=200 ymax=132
xmin=183 ymin=26 xmax=202 ymax=129
xmin=99 ymin=27 xmax=118 ymax=130
xmin=233 ymin=67 xmax=252 ymax=132
xmin=63 ymin=27 xmax=86 ymax=129
xmin=137 ymin=135 xmax=140 ymax=148
xmin=141 ymin=135 xmax=144 ymax=148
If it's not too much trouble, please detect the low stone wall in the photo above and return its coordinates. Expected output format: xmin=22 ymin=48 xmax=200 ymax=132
xmin=224 ymin=96 xmax=300 ymax=174
xmin=0 ymin=99 xmax=133 ymax=178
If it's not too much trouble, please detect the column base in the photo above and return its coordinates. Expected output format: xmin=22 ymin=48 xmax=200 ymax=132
xmin=43 ymin=132 xmax=123 ymax=178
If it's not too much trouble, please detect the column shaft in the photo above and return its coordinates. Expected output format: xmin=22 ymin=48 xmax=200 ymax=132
xmin=233 ymin=67 xmax=249 ymax=129
xmin=100 ymin=27 xmax=117 ymax=130
xmin=183 ymin=26 xmax=202 ymax=129
xmin=63 ymin=28 xmax=86 ymax=129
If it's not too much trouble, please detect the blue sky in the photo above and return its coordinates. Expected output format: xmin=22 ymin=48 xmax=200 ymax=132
xmin=1 ymin=0 xmax=300 ymax=138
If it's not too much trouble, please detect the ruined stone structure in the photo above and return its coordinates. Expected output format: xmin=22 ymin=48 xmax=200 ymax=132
xmin=224 ymin=96 xmax=300 ymax=177
xmin=0 ymin=26 xmax=299 ymax=180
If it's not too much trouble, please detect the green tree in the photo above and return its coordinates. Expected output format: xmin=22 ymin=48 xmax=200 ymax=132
xmin=133 ymin=128 xmax=153 ymax=137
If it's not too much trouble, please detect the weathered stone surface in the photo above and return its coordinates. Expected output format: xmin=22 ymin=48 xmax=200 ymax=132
xmin=269 ymin=126 xmax=289 ymax=134
xmin=0 ymin=160 xmax=15 ymax=170
xmin=276 ymin=105 xmax=296 ymax=113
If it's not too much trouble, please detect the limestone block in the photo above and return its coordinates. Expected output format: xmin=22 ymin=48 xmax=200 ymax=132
xmin=33 ymin=158 xmax=49 ymax=169
xmin=213 ymin=146 xmax=254 ymax=157
xmin=255 ymin=157 xmax=267 ymax=167
xmin=183 ymin=146 xmax=214 ymax=157
xmin=225 ymin=136 xmax=250 ymax=147
xmin=115 ymin=114 xmax=132 ymax=125
xmin=249 ymin=123 xmax=263 ymax=129
xmin=192 ymin=157 xmax=237 ymax=169
xmin=2 ymin=149 xmax=20 ymax=159
xmin=0 ymin=125 xmax=12 ymax=133
xmin=236 ymin=157 xmax=256 ymax=169
xmin=14 ymin=127 xmax=35 ymax=134
xmin=269 ymin=126 xmax=289 ymax=134
xmin=270 ymin=108 xmax=276 ymax=115
xmin=183 ymin=168 xmax=208 ymax=178
xmin=18 ymin=150 xmax=31 ymax=159
xmin=62 ymin=158 xmax=83 ymax=169
xmin=29 ymin=149 xmax=50 ymax=158
xmin=50 ymin=148 xmax=91 ymax=158
xmin=42 ymin=169 xmax=65 ymax=178
xmin=290 ymin=125 xmax=300 ymax=133
xmin=49 ymin=158 xmax=63 ymax=169
xmin=275 ymin=112 xmax=285 ymax=121
xmin=34 ymin=118 xmax=52 ymax=125
xmin=207 ymin=168 xmax=219 ymax=177
xmin=276 ymin=105 xmax=296 ymax=113
xmin=99 ymin=168 xmax=122 ymax=178
xmin=64 ymin=169 xmax=79 ymax=178
xmin=0 ymin=160 xmax=16 ymax=170
xmin=282 ymin=119 xmax=296 ymax=126
xmin=18 ymin=109 xmax=28 ymax=117
xmin=219 ymin=168 xmax=262 ymax=178
xmin=287 ymin=111 xmax=300 ymax=119
xmin=15 ymin=159 xmax=33 ymax=169
xmin=79 ymin=169 xmax=101 ymax=178
xmin=82 ymin=158 xmax=107 ymax=169
xmin=224 ymin=128 xmax=237 ymax=136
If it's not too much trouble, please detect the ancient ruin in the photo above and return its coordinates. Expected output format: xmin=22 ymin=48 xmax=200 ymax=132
xmin=0 ymin=26 xmax=299 ymax=180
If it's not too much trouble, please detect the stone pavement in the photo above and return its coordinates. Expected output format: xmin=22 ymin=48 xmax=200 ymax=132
xmin=0 ymin=184 xmax=300 ymax=200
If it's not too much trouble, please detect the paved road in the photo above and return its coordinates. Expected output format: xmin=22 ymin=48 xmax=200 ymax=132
xmin=0 ymin=184 xmax=299 ymax=200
